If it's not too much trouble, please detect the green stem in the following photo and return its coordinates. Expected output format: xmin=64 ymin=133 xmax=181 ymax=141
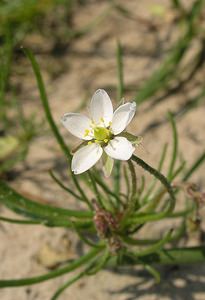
xmin=93 ymin=172 xmax=121 ymax=205
xmin=114 ymin=162 xmax=121 ymax=197
xmin=0 ymin=181 xmax=92 ymax=219
xmin=140 ymin=160 xmax=185 ymax=215
xmin=122 ymin=236 xmax=159 ymax=246
xmin=143 ymin=264 xmax=161 ymax=283
xmin=107 ymin=246 xmax=205 ymax=267
xmin=24 ymin=48 xmax=71 ymax=159
xmin=171 ymin=0 xmax=184 ymax=10
xmin=51 ymin=250 xmax=108 ymax=300
xmin=138 ymin=176 xmax=145 ymax=196
xmin=88 ymin=171 xmax=104 ymax=208
xmin=74 ymin=225 xmax=103 ymax=248
xmin=116 ymin=40 xmax=124 ymax=101
xmin=71 ymin=173 xmax=92 ymax=209
xmin=183 ymin=151 xmax=205 ymax=181
xmin=129 ymin=246 xmax=205 ymax=265
xmin=131 ymin=155 xmax=176 ymax=213
xmin=0 ymin=28 xmax=13 ymax=129
xmin=0 ymin=248 xmax=101 ymax=288
xmin=167 ymin=112 xmax=178 ymax=181
xmin=24 ymin=48 xmax=91 ymax=208
xmin=170 ymin=160 xmax=186 ymax=180
xmin=124 ymin=160 xmax=138 ymax=217
xmin=0 ymin=216 xmax=41 ymax=225
xmin=114 ymin=40 xmax=124 ymax=196
xmin=87 ymin=247 xmax=110 ymax=275
xmin=49 ymin=170 xmax=82 ymax=201
xmin=142 ymin=143 xmax=168 ymax=203
xmin=126 ymin=210 xmax=173 ymax=225
xmin=124 ymin=231 xmax=172 ymax=258
xmin=128 ymin=160 xmax=137 ymax=201
xmin=51 ymin=270 xmax=85 ymax=300
xmin=0 ymin=214 xmax=92 ymax=229
xmin=123 ymin=165 xmax=131 ymax=198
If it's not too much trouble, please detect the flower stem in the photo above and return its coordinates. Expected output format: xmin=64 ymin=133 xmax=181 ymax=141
xmin=92 ymin=171 xmax=121 ymax=207
xmin=124 ymin=160 xmax=138 ymax=216
xmin=114 ymin=162 xmax=121 ymax=197
xmin=131 ymin=155 xmax=176 ymax=213
xmin=70 ymin=170 xmax=92 ymax=209
xmin=167 ymin=112 xmax=178 ymax=181
xmin=88 ymin=171 xmax=104 ymax=208
xmin=114 ymin=40 xmax=124 ymax=197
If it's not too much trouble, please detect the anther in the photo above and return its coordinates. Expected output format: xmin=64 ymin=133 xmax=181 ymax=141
xmin=84 ymin=129 xmax=90 ymax=137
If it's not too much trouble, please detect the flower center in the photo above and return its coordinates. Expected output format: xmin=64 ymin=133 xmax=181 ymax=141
xmin=94 ymin=127 xmax=111 ymax=141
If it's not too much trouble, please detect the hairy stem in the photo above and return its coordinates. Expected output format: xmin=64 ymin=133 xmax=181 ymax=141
xmin=131 ymin=155 xmax=176 ymax=213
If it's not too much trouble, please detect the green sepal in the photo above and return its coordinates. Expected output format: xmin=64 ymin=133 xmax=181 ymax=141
xmin=118 ymin=132 xmax=143 ymax=145
xmin=102 ymin=153 xmax=114 ymax=177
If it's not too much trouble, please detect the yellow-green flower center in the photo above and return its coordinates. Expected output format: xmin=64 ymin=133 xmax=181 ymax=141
xmin=94 ymin=127 xmax=111 ymax=141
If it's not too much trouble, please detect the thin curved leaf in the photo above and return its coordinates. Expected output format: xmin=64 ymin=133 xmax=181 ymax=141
xmin=0 ymin=248 xmax=101 ymax=288
xmin=0 ymin=181 xmax=93 ymax=222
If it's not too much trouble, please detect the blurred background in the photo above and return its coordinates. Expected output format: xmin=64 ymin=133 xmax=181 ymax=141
xmin=0 ymin=0 xmax=205 ymax=299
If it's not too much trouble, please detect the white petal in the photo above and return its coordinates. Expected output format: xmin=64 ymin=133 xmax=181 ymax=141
xmin=61 ymin=113 xmax=93 ymax=140
xmin=72 ymin=143 xmax=103 ymax=174
xmin=111 ymin=102 xmax=136 ymax=135
xmin=90 ymin=89 xmax=113 ymax=126
xmin=104 ymin=137 xmax=135 ymax=160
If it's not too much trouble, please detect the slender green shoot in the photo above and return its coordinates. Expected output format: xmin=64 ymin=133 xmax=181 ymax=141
xmin=116 ymin=40 xmax=124 ymax=102
xmin=167 ymin=112 xmax=178 ymax=181
xmin=0 ymin=247 xmax=101 ymax=288
xmin=23 ymin=48 xmax=71 ymax=159
xmin=88 ymin=171 xmax=104 ymax=208
xmin=114 ymin=40 xmax=125 ymax=196
xmin=49 ymin=170 xmax=82 ymax=201
xmin=142 ymin=143 xmax=168 ymax=203
xmin=131 ymin=155 xmax=176 ymax=214
xmin=183 ymin=151 xmax=205 ymax=181
xmin=144 ymin=264 xmax=161 ymax=283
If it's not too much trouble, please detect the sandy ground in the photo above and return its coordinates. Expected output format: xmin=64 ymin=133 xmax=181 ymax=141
xmin=1 ymin=0 xmax=205 ymax=299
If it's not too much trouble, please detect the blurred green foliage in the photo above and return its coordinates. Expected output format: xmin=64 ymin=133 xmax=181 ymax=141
xmin=136 ymin=0 xmax=205 ymax=104
xmin=0 ymin=0 xmax=73 ymax=176
xmin=0 ymin=0 xmax=72 ymax=39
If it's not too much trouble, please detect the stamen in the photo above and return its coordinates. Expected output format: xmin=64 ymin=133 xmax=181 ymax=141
xmin=100 ymin=117 xmax=107 ymax=127
xmin=84 ymin=129 xmax=90 ymax=137
xmin=88 ymin=141 xmax=93 ymax=145
xmin=90 ymin=120 xmax=96 ymax=127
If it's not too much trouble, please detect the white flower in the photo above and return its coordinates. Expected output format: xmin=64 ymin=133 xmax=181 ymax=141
xmin=61 ymin=89 xmax=137 ymax=175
